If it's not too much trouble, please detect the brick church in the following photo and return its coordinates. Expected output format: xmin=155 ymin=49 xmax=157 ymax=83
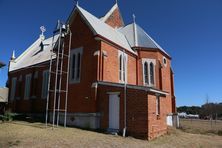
xmin=8 ymin=2 xmax=176 ymax=140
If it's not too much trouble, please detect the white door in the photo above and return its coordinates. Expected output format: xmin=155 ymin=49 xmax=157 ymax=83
xmin=109 ymin=94 xmax=120 ymax=129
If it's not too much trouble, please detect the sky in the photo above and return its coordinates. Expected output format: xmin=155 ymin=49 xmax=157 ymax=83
xmin=0 ymin=0 xmax=222 ymax=107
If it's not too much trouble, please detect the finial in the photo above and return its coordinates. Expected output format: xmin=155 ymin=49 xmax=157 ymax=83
xmin=40 ymin=26 xmax=46 ymax=36
xmin=40 ymin=26 xmax=46 ymax=41
xmin=133 ymin=14 xmax=136 ymax=24
xmin=11 ymin=50 xmax=15 ymax=61
xmin=75 ymin=0 xmax=79 ymax=6
xmin=115 ymin=0 xmax=118 ymax=4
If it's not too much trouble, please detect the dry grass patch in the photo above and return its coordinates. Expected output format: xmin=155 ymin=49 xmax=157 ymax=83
xmin=0 ymin=121 xmax=222 ymax=148
xmin=180 ymin=119 xmax=222 ymax=135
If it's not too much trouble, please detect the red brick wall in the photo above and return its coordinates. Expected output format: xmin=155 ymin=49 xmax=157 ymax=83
xmin=97 ymin=84 xmax=168 ymax=140
xmin=101 ymin=41 xmax=137 ymax=85
xmin=59 ymin=12 xmax=100 ymax=113
xmin=147 ymin=94 xmax=168 ymax=140
xmin=8 ymin=62 xmax=49 ymax=113
xmin=104 ymin=7 xmax=124 ymax=28
xmin=138 ymin=49 xmax=174 ymax=114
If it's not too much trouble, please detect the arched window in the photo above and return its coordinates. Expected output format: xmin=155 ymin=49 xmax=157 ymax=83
xmin=144 ymin=62 xmax=149 ymax=84
xmin=119 ymin=55 xmax=122 ymax=81
xmin=150 ymin=62 xmax=154 ymax=85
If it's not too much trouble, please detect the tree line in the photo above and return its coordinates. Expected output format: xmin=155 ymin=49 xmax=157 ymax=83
xmin=177 ymin=102 xmax=222 ymax=119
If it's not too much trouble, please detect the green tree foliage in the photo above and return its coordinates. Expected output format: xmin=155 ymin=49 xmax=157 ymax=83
xmin=177 ymin=102 xmax=222 ymax=119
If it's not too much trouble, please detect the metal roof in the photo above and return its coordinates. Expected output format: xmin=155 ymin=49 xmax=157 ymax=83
xmin=9 ymin=35 xmax=59 ymax=72
xmin=72 ymin=6 xmax=136 ymax=55
xmin=119 ymin=23 xmax=170 ymax=57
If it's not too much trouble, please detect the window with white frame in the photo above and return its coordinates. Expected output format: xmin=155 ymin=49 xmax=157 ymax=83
xmin=118 ymin=51 xmax=127 ymax=83
xmin=142 ymin=59 xmax=156 ymax=86
xmin=10 ymin=77 xmax=17 ymax=101
xmin=70 ymin=47 xmax=83 ymax=83
xmin=24 ymin=74 xmax=32 ymax=99
xmin=156 ymin=95 xmax=160 ymax=115
xmin=42 ymin=70 xmax=49 ymax=99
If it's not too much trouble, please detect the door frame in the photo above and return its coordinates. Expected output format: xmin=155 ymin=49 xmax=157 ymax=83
xmin=107 ymin=92 xmax=120 ymax=130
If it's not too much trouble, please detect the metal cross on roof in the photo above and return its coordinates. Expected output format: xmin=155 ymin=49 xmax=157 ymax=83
xmin=40 ymin=26 xmax=46 ymax=35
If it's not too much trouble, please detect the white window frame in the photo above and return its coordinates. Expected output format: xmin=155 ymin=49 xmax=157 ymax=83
xmin=142 ymin=58 xmax=156 ymax=87
xmin=69 ymin=47 xmax=83 ymax=84
xmin=118 ymin=50 xmax=128 ymax=83
xmin=42 ymin=70 xmax=49 ymax=99
xmin=10 ymin=77 xmax=17 ymax=101
xmin=163 ymin=56 xmax=167 ymax=67
xmin=24 ymin=74 xmax=32 ymax=100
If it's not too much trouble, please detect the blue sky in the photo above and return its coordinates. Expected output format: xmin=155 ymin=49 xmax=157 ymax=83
xmin=0 ymin=0 xmax=222 ymax=106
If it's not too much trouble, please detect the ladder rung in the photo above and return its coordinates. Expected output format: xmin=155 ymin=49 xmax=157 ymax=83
xmin=58 ymin=53 xmax=69 ymax=58
xmin=47 ymin=109 xmax=66 ymax=112
xmin=50 ymin=71 xmax=68 ymax=75
xmin=49 ymin=89 xmax=67 ymax=93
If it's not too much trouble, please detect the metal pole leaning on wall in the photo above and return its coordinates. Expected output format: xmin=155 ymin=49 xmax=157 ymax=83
xmin=45 ymin=29 xmax=56 ymax=127
xmin=52 ymin=20 xmax=62 ymax=128
xmin=123 ymin=50 xmax=127 ymax=137
xmin=64 ymin=27 xmax=72 ymax=127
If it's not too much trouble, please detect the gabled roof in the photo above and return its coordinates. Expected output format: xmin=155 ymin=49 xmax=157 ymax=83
xmin=100 ymin=3 xmax=125 ymax=27
xmin=119 ymin=23 xmax=170 ymax=57
xmin=9 ymin=35 xmax=59 ymax=72
xmin=68 ymin=5 xmax=136 ymax=55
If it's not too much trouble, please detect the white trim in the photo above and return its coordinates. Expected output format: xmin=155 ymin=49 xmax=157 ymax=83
xmin=24 ymin=74 xmax=32 ymax=100
xmin=101 ymin=3 xmax=119 ymax=22
xmin=97 ymin=81 xmax=169 ymax=96
xmin=142 ymin=58 xmax=156 ymax=87
xmin=69 ymin=47 xmax=83 ymax=84
xmin=118 ymin=50 xmax=128 ymax=84
xmin=163 ymin=56 xmax=167 ymax=67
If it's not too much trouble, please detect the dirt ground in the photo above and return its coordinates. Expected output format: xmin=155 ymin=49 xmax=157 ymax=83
xmin=0 ymin=121 xmax=222 ymax=148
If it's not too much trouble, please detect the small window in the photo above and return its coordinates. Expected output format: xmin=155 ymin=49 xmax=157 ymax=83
xmin=24 ymin=74 xmax=32 ymax=99
xmin=156 ymin=96 xmax=160 ymax=116
xmin=163 ymin=57 xmax=167 ymax=67
xmin=142 ymin=59 xmax=156 ymax=86
xmin=144 ymin=62 xmax=149 ymax=85
xmin=10 ymin=77 xmax=17 ymax=101
xmin=42 ymin=70 xmax=49 ymax=99
xmin=118 ymin=51 xmax=127 ymax=83
xmin=150 ymin=62 xmax=154 ymax=85
xmin=70 ymin=47 xmax=83 ymax=83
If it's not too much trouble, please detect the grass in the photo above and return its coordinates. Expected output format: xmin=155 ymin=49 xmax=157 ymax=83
xmin=0 ymin=121 xmax=222 ymax=147
xmin=180 ymin=119 xmax=222 ymax=135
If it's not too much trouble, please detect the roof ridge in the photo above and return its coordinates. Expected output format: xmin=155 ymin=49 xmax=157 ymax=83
xmin=14 ymin=37 xmax=41 ymax=62
xmin=101 ymin=3 xmax=118 ymax=22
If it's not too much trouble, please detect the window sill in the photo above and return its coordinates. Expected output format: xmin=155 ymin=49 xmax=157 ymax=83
xmin=69 ymin=79 xmax=80 ymax=84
